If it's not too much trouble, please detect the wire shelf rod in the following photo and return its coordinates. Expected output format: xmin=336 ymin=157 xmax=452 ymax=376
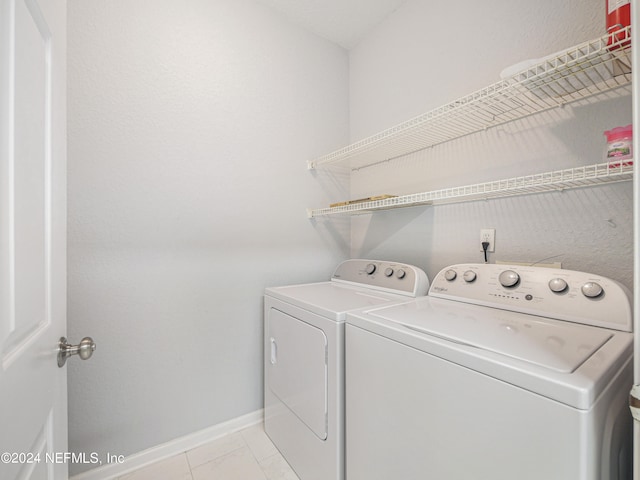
xmin=307 ymin=161 xmax=634 ymax=218
xmin=308 ymin=28 xmax=632 ymax=171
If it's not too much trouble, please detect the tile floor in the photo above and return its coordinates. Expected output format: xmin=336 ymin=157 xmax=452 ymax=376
xmin=117 ymin=424 xmax=300 ymax=480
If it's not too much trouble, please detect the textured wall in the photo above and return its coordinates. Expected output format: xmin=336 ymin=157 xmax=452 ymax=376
xmin=66 ymin=0 xmax=634 ymax=475
xmin=349 ymin=0 xmax=634 ymax=289
xmin=67 ymin=0 xmax=349 ymax=474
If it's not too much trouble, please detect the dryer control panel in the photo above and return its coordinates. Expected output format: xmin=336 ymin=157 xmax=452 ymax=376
xmin=332 ymin=259 xmax=430 ymax=297
xmin=430 ymin=263 xmax=632 ymax=332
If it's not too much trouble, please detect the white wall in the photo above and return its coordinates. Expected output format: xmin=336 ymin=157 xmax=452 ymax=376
xmin=349 ymin=0 xmax=634 ymax=289
xmin=67 ymin=0 xmax=634 ymax=474
xmin=67 ymin=0 xmax=349 ymax=474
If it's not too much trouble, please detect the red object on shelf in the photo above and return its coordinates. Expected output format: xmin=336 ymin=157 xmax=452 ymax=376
xmin=606 ymin=0 xmax=631 ymax=49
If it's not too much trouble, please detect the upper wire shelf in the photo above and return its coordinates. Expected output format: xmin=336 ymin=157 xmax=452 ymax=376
xmin=307 ymin=27 xmax=632 ymax=171
xmin=307 ymin=161 xmax=634 ymax=218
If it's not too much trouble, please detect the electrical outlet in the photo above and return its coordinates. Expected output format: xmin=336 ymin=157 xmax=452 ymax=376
xmin=480 ymin=228 xmax=495 ymax=252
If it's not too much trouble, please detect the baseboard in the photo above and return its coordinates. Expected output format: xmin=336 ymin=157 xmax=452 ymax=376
xmin=69 ymin=409 xmax=264 ymax=480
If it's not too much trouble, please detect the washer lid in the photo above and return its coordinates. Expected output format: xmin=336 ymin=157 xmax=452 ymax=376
xmin=368 ymin=298 xmax=612 ymax=373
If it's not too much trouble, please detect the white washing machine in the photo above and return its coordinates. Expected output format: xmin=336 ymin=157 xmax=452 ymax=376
xmin=346 ymin=263 xmax=633 ymax=480
xmin=264 ymin=259 xmax=429 ymax=480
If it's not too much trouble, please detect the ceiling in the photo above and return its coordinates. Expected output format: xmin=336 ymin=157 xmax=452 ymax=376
xmin=252 ymin=0 xmax=409 ymax=49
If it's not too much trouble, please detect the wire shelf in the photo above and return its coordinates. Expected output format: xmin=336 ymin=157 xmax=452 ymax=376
xmin=307 ymin=161 xmax=634 ymax=218
xmin=308 ymin=27 xmax=632 ymax=171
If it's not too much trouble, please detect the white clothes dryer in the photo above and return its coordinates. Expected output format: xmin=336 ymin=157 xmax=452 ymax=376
xmin=346 ymin=263 xmax=633 ymax=480
xmin=264 ymin=259 xmax=429 ymax=480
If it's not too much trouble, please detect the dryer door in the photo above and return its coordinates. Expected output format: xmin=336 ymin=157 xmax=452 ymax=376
xmin=268 ymin=308 xmax=328 ymax=440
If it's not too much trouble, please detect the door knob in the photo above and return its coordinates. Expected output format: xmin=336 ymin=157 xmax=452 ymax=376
xmin=57 ymin=337 xmax=96 ymax=367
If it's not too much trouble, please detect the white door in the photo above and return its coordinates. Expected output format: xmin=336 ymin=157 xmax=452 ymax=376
xmin=1 ymin=0 xmax=69 ymax=479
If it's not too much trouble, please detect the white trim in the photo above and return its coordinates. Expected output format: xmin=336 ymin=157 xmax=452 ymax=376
xmin=70 ymin=409 xmax=263 ymax=480
xmin=632 ymin=1 xmax=639 ymax=479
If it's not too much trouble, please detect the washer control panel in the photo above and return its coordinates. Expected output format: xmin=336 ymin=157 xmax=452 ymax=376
xmin=332 ymin=259 xmax=430 ymax=297
xmin=430 ymin=264 xmax=632 ymax=332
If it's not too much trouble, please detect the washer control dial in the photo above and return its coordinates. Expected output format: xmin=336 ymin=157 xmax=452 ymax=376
xmin=463 ymin=270 xmax=477 ymax=283
xmin=444 ymin=269 xmax=457 ymax=281
xmin=365 ymin=263 xmax=376 ymax=275
xmin=498 ymin=270 xmax=520 ymax=288
xmin=396 ymin=269 xmax=406 ymax=279
xmin=581 ymin=281 xmax=604 ymax=298
xmin=384 ymin=267 xmax=394 ymax=277
xmin=548 ymin=278 xmax=568 ymax=293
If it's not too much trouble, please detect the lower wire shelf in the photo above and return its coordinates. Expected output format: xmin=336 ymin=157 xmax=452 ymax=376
xmin=307 ymin=161 xmax=634 ymax=218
